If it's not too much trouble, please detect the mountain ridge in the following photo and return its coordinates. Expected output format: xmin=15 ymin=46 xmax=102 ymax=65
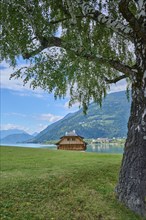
xmin=0 ymin=133 xmax=33 ymax=144
xmin=31 ymin=91 xmax=131 ymax=142
xmin=0 ymin=129 xmax=28 ymax=139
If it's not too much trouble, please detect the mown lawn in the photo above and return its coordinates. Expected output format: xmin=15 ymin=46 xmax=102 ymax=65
xmin=0 ymin=146 xmax=144 ymax=220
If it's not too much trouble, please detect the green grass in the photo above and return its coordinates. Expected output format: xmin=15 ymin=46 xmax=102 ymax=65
xmin=0 ymin=146 xmax=144 ymax=220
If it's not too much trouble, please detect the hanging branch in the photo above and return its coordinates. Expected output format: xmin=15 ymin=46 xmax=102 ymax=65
xmin=75 ymin=0 xmax=134 ymax=42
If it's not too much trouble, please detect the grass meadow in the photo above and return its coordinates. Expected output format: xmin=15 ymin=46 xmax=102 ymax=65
xmin=0 ymin=146 xmax=144 ymax=220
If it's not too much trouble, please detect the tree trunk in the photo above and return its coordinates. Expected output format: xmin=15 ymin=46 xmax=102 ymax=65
xmin=116 ymin=81 xmax=146 ymax=217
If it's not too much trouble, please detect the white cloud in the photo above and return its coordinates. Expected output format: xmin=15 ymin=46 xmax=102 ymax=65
xmin=0 ymin=123 xmax=30 ymax=133
xmin=3 ymin=113 xmax=27 ymax=117
xmin=109 ymin=79 xmax=128 ymax=93
xmin=0 ymin=61 xmax=28 ymax=90
xmin=11 ymin=90 xmax=48 ymax=99
xmin=0 ymin=123 xmax=48 ymax=135
xmin=0 ymin=61 xmax=45 ymax=97
xmin=39 ymin=113 xmax=63 ymax=123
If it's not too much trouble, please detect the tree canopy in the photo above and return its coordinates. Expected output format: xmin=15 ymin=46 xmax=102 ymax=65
xmin=1 ymin=0 xmax=144 ymax=110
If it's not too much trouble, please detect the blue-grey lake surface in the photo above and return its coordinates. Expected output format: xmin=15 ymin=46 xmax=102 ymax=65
xmin=0 ymin=143 xmax=124 ymax=153
xmin=86 ymin=144 xmax=124 ymax=153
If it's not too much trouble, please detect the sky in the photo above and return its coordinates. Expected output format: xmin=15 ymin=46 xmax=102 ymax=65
xmin=0 ymin=60 xmax=127 ymax=134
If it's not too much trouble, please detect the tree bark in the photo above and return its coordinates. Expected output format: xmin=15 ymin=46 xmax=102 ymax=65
xmin=116 ymin=81 xmax=146 ymax=216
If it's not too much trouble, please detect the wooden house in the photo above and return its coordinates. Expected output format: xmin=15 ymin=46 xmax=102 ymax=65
xmin=56 ymin=130 xmax=87 ymax=151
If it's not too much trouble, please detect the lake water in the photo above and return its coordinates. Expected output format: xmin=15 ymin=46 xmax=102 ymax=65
xmin=86 ymin=143 xmax=124 ymax=153
xmin=0 ymin=143 xmax=124 ymax=154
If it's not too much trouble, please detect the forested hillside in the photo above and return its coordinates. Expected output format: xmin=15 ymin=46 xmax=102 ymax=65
xmin=31 ymin=91 xmax=131 ymax=142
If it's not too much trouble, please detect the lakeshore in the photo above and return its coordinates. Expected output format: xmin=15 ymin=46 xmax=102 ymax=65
xmin=0 ymin=142 xmax=124 ymax=153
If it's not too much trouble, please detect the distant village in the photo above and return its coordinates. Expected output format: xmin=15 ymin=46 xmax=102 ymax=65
xmin=46 ymin=131 xmax=126 ymax=146
xmin=91 ymin=137 xmax=126 ymax=144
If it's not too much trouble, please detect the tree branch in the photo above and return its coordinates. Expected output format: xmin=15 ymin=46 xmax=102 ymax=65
xmin=119 ymin=0 xmax=146 ymax=39
xmin=50 ymin=3 xmax=134 ymax=42
xmin=79 ymin=52 xmax=135 ymax=77
xmin=22 ymin=34 xmax=135 ymax=80
xmin=75 ymin=1 xmax=134 ymax=41
xmin=22 ymin=37 xmax=62 ymax=59
xmin=104 ymin=59 xmax=134 ymax=76
xmin=104 ymin=75 xmax=127 ymax=84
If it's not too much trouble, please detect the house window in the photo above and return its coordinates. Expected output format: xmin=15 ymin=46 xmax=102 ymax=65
xmin=67 ymin=138 xmax=75 ymax=141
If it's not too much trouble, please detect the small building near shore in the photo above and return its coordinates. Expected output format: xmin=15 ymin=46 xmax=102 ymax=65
xmin=56 ymin=130 xmax=87 ymax=151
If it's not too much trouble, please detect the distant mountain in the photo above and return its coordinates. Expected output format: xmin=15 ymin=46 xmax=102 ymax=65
xmin=32 ymin=132 xmax=39 ymax=137
xmin=0 ymin=133 xmax=33 ymax=144
xmin=31 ymin=91 xmax=131 ymax=143
xmin=0 ymin=129 xmax=27 ymax=139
